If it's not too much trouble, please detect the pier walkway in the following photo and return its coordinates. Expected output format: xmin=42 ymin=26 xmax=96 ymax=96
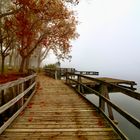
xmin=0 ymin=74 xmax=120 ymax=140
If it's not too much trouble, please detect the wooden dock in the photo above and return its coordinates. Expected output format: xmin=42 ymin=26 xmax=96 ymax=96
xmin=0 ymin=74 xmax=121 ymax=139
xmin=80 ymin=77 xmax=137 ymax=91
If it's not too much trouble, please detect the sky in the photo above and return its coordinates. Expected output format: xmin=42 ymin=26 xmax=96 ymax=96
xmin=45 ymin=0 xmax=140 ymax=88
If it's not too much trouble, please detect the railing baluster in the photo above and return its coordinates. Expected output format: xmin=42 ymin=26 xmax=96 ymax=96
xmin=77 ymin=75 xmax=81 ymax=92
xmin=99 ymin=84 xmax=105 ymax=112
xmin=21 ymin=82 xmax=24 ymax=106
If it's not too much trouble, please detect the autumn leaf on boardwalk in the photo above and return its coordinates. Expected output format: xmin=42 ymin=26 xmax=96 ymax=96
xmin=39 ymin=87 xmax=43 ymax=90
xmin=30 ymin=102 xmax=34 ymax=105
xmin=27 ymin=103 xmax=33 ymax=108
xmin=19 ymin=111 xmax=24 ymax=116
xmin=40 ymin=101 xmax=46 ymax=107
xmin=97 ymin=120 xmax=104 ymax=126
xmin=40 ymin=101 xmax=45 ymax=104
xmin=28 ymin=117 xmax=33 ymax=122
xmin=28 ymin=105 xmax=32 ymax=108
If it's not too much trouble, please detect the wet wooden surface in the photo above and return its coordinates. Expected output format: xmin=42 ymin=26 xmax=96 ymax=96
xmin=0 ymin=74 xmax=120 ymax=140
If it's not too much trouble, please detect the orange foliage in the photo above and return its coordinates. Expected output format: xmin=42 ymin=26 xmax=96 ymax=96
xmin=2 ymin=0 xmax=79 ymax=72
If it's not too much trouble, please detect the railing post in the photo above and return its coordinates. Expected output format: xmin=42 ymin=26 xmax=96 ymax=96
xmin=55 ymin=70 xmax=57 ymax=80
xmin=17 ymin=84 xmax=20 ymax=109
xmin=0 ymin=90 xmax=5 ymax=106
xmin=66 ymin=71 xmax=69 ymax=84
xmin=66 ymin=71 xmax=71 ymax=85
xmin=77 ymin=75 xmax=81 ymax=92
xmin=99 ymin=84 xmax=105 ymax=112
xmin=105 ymin=88 xmax=114 ymax=120
xmin=21 ymin=82 xmax=24 ymax=106
xmin=0 ymin=89 xmax=5 ymax=126
xmin=58 ymin=68 xmax=61 ymax=80
xmin=99 ymin=84 xmax=114 ymax=120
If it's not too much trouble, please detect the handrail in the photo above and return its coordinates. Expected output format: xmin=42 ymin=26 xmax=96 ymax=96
xmin=0 ymin=74 xmax=37 ymax=134
xmin=75 ymin=71 xmax=99 ymax=75
xmin=44 ymin=68 xmax=75 ymax=80
xmin=66 ymin=72 xmax=140 ymax=140
xmin=44 ymin=68 xmax=99 ymax=80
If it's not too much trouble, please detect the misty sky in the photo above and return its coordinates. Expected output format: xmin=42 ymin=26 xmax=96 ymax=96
xmin=45 ymin=0 xmax=140 ymax=85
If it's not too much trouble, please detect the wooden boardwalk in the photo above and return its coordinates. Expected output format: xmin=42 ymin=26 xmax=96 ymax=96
xmin=0 ymin=74 xmax=121 ymax=140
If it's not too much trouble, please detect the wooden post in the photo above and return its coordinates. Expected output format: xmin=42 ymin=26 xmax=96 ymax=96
xmin=0 ymin=90 xmax=5 ymax=126
xmin=21 ymin=82 xmax=24 ymax=106
xmin=17 ymin=84 xmax=20 ymax=109
xmin=0 ymin=90 xmax=5 ymax=106
xmin=99 ymin=84 xmax=114 ymax=120
xmin=81 ymin=85 xmax=85 ymax=94
xmin=66 ymin=71 xmax=69 ymax=84
xmin=130 ymin=84 xmax=133 ymax=90
xmin=99 ymin=84 xmax=105 ymax=112
xmin=77 ymin=75 xmax=81 ymax=92
xmin=55 ymin=70 xmax=57 ymax=80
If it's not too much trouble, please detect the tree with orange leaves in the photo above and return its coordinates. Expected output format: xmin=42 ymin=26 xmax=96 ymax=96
xmin=6 ymin=0 xmax=79 ymax=72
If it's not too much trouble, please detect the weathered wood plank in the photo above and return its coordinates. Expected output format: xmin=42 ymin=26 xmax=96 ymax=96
xmin=0 ymin=132 xmax=120 ymax=140
xmin=5 ymin=128 xmax=114 ymax=132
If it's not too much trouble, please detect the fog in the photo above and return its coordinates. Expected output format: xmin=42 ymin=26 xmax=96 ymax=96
xmin=45 ymin=0 xmax=140 ymax=91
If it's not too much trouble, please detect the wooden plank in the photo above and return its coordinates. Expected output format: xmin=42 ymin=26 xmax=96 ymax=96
xmin=5 ymin=128 xmax=114 ymax=132
xmin=1 ymin=131 xmax=119 ymax=136
xmin=0 ymin=131 xmax=120 ymax=140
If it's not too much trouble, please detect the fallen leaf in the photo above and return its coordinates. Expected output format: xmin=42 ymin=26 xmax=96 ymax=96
xmin=28 ymin=117 xmax=33 ymax=122
xmin=19 ymin=111 xmax=24 ymax=116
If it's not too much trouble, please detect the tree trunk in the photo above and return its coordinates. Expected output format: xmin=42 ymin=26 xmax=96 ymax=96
xmin=25 ymin=56 xmax=30 ymax=71
xmin=37 ymin=49 xmax=41 ymax=72
xmin=1 ymin=55 xmax=5 ymax=75
xmin=14 ymin=50 xmax=20 ymax=70
xmin=8 ymin=48 xmax=14 ymax=68
xmin=19 ymin=57 xmax=25 ymax=73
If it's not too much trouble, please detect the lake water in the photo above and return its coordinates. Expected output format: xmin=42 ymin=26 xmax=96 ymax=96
xmin=86 ymin=89 xmax=140 ymax=140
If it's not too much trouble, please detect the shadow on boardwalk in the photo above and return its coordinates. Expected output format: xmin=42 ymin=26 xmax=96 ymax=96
xmin=0 ymin=73 xmax=120 ymax=140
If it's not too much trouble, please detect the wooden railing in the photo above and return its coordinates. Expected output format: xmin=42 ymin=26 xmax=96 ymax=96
xmin=0 ymin=74 xmax=36 ymax=134
xmin=66 ymin=72 xmax=140 ymax=140
xmin=45 ymin=68 xmax=76 ymax=80
xmin=75 ymin=71 xmax=99 ymax=75
xmin=45 ymin=68 xmax=99 ymax=80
